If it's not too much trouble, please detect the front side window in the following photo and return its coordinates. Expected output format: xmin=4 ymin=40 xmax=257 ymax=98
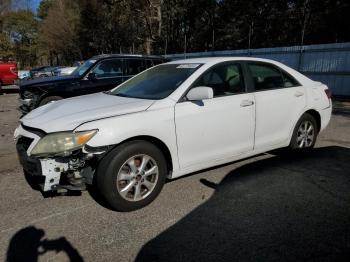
xmin=248 ymin=63 xmax=284 ymax=91
xmin=92 ymin=59 xmax=123 ymax=78
xmin=194 ymin=63 xmax=245 ymax=97
xmin=109 ymin=64 xmax=201 ymax=100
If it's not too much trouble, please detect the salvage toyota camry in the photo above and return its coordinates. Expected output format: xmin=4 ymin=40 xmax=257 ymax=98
xmin=14 ymin=57 xmax=332 ymax=211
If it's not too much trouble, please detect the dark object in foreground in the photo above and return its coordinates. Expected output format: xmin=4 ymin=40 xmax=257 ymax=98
xmin=6 ymin=226 xmax=84 ymax=262
xmin=136 ymin=146 xmax=350 ymax=262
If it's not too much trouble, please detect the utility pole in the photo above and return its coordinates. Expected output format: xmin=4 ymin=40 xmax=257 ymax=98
xmin=298 ymin=0 xmax=310 ymax=71
xmin=248 ymin=21 xmax=254 ymax=56
xmin=300 ymin=0 xmax=310 ymax=47
xmin=184 ymin=34 xmax=187 ymax=59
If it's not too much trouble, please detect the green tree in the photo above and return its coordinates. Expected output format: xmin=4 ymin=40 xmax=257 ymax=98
xmin=2 ymin=10 xmax=38 ymax=67
xmin=37 ymin=0 xmax=54 ymax=19
xmin=39 ymin=0 xmax=81 ymax=65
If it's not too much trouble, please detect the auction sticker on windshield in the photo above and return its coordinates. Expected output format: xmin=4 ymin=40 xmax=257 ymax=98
xmin=176 ymin=64 xmax=201 ymax=69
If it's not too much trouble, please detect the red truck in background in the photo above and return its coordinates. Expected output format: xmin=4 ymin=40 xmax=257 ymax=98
xmin=0 ymin=62 xmax=18 ymax=93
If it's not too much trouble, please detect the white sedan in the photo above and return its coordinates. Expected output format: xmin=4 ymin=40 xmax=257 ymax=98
xmin=15 ymin=57 xmax=332 ymax=211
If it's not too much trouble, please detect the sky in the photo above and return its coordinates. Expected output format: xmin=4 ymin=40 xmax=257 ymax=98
xmin=14 ymin=0 xmax=41 ymax=12
xmin=30 ymin=0 xmax=41 ymax=12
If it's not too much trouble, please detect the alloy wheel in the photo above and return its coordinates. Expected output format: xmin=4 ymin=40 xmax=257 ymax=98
xmin=116 ymin=154 xmax=159 ymax=202
xmin=296 ymin=120 xmax=315 ymax=148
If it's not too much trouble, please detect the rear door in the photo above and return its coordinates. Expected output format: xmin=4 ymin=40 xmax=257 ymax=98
xmin=78 ymin=58 xmax=124 ymax=95
xmin=247 ymin=62 xmax=306 ymax=149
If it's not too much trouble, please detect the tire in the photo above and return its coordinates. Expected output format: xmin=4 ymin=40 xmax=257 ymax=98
xmin=38 ymin=96 xmax=63 ymax=106
xmin=0 ymin=82 xmax=2 ymax=95
xmin=96 ymin=140 xmax=167 ymax=211
xmin=289 ymin=113 xmax=319 ymax=150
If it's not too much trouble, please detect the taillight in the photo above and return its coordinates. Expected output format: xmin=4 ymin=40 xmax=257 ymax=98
xmin=10 ymin=66 xmax=18 ymax=75
xmin=324 ymin=88 xmax=332 ymax=99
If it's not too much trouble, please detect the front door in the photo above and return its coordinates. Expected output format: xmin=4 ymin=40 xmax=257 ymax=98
xmin=175 ymin=62 xmax=255 ymax=169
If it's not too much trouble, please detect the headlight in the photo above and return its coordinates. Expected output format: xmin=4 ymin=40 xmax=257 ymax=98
xmin=31 ymin=130 xmax=98 ymax=156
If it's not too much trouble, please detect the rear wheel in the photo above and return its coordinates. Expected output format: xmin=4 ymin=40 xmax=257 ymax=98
xmin=289 ymin=113 xmax=318 ymax=150
xmin=96 ymin=141 xmax=167 ymax=211
xmin=39 ymin=96 xmax=63 ymax=106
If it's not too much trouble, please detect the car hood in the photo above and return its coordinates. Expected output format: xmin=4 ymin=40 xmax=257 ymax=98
xmin=21 ymin=92 xmax=155 ymax=133
xmin=20 ymin=75 xmax=79 ymax=88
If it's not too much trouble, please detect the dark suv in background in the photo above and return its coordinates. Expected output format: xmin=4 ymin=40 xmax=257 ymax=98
xmin=19 ymin=55 xmax=168 ymax=114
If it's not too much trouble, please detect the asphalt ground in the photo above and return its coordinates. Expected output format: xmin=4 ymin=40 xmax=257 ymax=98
xmin=0 ymin=93 xmax=349 ymax=261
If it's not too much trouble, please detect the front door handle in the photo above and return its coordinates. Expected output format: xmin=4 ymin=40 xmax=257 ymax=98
xmin=240 ymin=100 xmax=254 ymax=107
xmin=294 ymin=91 xmax=304 ymax=97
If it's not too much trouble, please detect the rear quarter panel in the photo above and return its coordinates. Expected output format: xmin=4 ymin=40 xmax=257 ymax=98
xmin=304 ymin=82 xmax=332 ymax=131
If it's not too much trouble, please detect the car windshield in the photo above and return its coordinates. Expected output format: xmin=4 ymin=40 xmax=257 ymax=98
xmin=109 ymin=63 xmax=202 ymax=100
xmin=71 ymin=59 xmax=96 ymax=76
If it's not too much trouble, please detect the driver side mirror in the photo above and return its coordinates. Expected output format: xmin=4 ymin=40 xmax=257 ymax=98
xmin=186 ymin=86 xmax=213 ymax=101
xmin=87 ymin=72 xmax=97 ymax=81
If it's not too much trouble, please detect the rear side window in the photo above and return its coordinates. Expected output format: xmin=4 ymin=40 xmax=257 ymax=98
xmin=248 ymin=63 xmax=284 ymax=91
xmin=125 ymin=59 xmax=147 ymax=75
xmin=282 ymin=71 xmax=300 ymax=87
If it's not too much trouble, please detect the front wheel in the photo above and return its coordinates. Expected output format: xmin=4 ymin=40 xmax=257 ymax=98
xmin=289 ymin=113 xmax=318 ymax=150
xmin=96 ymin=141 xmax=167 ymax=211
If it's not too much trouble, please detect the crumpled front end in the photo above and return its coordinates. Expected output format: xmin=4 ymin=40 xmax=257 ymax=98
xmin=14 ymin=124 xmax=106 ymax=193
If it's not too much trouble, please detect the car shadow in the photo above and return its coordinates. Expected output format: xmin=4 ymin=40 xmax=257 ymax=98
xmin=135 ymin=146 xmax=350 ymax=262
xmin=6 ymin=226 xmax=84 ymax=262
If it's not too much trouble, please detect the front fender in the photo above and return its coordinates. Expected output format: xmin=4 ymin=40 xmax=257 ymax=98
xmin=75 ymin=107 xmax=180 ymax=173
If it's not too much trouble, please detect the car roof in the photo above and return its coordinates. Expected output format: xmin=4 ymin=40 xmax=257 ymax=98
xmin=165 ymin=56 xmax=315 ymax=87
xmin=167 ymin=57 xmax=282 ymax=65
xmin=90 ymin=54 xmax=167 ymax=60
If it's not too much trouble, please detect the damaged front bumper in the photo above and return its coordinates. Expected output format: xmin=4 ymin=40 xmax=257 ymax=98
xmin=15 ymin=124 xmax=105 ymax=193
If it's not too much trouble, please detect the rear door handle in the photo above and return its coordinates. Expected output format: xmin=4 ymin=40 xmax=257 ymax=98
xmin=294 ymin=91 xmax=304 ymax=97
xmin=240 ymin=100 xmax=254 ymax=107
